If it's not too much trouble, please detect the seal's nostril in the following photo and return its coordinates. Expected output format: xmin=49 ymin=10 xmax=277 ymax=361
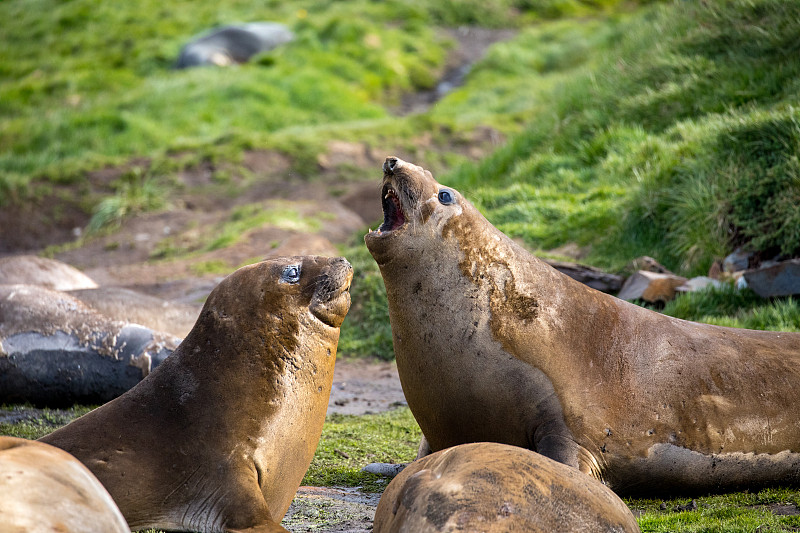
xmin=383 ymin=157 xmax=398 ymax=174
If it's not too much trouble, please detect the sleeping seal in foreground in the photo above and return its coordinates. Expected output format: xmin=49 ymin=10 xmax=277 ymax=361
xmin=374 ymin=442 xmax=640 ymax=533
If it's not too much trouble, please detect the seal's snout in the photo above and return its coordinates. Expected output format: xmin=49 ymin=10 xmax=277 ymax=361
xmin=384 ymin=157 xmax=399 ymax=175
xmin=309 ymin=257 xmax=353 ymax=328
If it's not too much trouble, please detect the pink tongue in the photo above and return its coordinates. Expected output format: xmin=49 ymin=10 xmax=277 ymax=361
xmin=391 ymin=196 xmax=405 ymax=229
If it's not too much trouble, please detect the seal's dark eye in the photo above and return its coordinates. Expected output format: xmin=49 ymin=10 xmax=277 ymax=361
xmin=281 ymin=264 xmax=301 ymax=283
xmin=438 ymin=188 xmax=455 ymax=205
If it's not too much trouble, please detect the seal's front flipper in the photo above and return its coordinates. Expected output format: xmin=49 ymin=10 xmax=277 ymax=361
xmin=535 ymin=432 xmax=604 ymax=481
xmin=226 ymin=522 xmax=290 ymax=533
xmin=415 ymin=434 xmax=431 ymax=459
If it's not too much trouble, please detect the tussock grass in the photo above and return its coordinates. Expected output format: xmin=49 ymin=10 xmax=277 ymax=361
xmin=444 ymin=0 xmax=800 ymax=276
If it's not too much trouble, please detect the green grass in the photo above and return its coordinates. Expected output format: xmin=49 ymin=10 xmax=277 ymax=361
xmin=0 ymin=405 xmax=93 ymax=439
xmin=661 ymin=284 xmax=800 ymax=332
xmin=443 ymin=0 xmax=800 ymax=276
xmin=5 ymin=403 xmax=800 ymax=531
xmin=337 ymin=236 xmax=394 ymax=360
xmin=302 ymin=407 xmax=421 ymax=492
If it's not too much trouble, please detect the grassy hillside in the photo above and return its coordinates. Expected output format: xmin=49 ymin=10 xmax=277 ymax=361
xmin=445 ymin=0 xmax=800 ymax=275
xmin=341 ymin=0 xmax=800 ymax=359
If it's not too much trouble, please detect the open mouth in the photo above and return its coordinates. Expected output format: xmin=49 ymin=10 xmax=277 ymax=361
xmin=378 ymin=184 xmax=406 ymax=233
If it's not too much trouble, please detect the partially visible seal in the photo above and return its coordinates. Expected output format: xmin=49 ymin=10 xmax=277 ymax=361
xmin=0 ymin=255 xmax=97 ymax=291
xmin=176 ymin=22 xmax=294 ymax=69
xmin=365 ymin=157 xmax=800 ymax=496
xmin=41 ymin=256 xmax=352 ymax=532
xmin=0 ymin=436 xmax=129 ymax=533
xmin=373 ymin=442 xmax=640 ymax=533
xmin=69 ymin=286 xmax=200 ymax=339
xmin=0 ymin=284 xmax=179 ymax=406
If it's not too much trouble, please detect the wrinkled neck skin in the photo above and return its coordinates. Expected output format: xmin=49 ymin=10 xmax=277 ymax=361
xmin=371 ymin=196 xmax=591 ymax=470
xmin=367 ymin=172 xmax=800 ymax=496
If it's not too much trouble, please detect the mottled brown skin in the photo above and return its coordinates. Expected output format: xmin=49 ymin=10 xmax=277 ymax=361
xmin=41 ymin=256 xmax=352 ymax=533
xmin=0 ymin=436 xmax=129 ymax=533
xmin=374 ymin=442 xmax=640 ymax=533
xmin=365 ymin=157 xmax=800 ymax=496
xmin=0 ymin=284 xmax=180 ymax=406
xmin=0 ymin=255 xmax=98 ymax=291
xmin=69 ymin=286 xmax=200 ymax=339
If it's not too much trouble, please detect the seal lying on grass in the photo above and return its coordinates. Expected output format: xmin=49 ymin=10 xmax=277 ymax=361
xmin=364 ymin=156 xmax=800 ymax=496
xmin=42 ymin=256 xmax=353 ymax=533
xmin=373 ymin=442 xmax=640 ymax=533
xmin=0 ymin=284 xmax=179 ymax=406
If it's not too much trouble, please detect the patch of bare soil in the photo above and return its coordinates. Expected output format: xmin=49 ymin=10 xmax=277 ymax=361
xmin=283 ymin=487 xmax=382 ymax=533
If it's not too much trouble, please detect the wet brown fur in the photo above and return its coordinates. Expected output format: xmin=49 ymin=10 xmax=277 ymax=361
xmin=373 ymin=442 xmax=640 ymax=533
xmin=41 ymin=256 xmax=352 ymax=532
xmin=365 ymin=157 xmax=800 ymax=496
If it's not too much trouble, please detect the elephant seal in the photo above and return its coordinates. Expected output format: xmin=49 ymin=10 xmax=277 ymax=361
xmin=69 ymin=286 xmax=200 ymax=339
xmin=176 ymin=22 xmax=294 ymax=69
xmin=0 ymin=255 xmax=97 ymax=291
xmin=373 ymin=442 xmax=640 ymax=533
xmin=0 ymin=436 xmax=129 ymax=533
xmin=41 ymin=256 xmax=352 ymax=532
xmin=364 ymin=157 xmax=800 ymax=496
xmin=0 ymin=284 xmax=179 ymax=407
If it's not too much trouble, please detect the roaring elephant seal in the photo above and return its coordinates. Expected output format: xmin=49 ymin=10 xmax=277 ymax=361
xmin=0 ymin=255 xmax=97 ymax=291
xmin=41 ymin=256 xmax=352 ymax=533
xmin=364 ymin=157 xmax=800 ymax=496
xmin=0 ymin=284 xmax=179 ymax=407
xmin=373 ymin=442 xmax=640 ymax=533
xmin=0 ymin=436 xmax=129 ymax=533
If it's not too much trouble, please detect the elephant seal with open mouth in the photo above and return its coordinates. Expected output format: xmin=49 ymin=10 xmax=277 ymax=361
xmin=42 ymin=256 xmax=352 ymax=532
xmin=364 ymin=156 xmax=800 ymax=496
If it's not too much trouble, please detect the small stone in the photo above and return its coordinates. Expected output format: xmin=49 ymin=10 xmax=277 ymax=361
xmin=675 ymin=276 xmax=723 ymax=293
xmin=617 ymin=271 xmax=688 ymax=303
xmin=723 ymin=248 xmax=752 ymax=273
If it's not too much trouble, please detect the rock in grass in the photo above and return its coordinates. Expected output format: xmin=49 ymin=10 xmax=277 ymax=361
xmin=363 ymin=462 xmax=407 ymax=478
xmin=723 ymin=248 xmax=753 ymax=273
xmin=744 ymin=259 xmax=800 ymax=298
xmin=617 ymin=270 xmax=688 ymax=303
xmin=675 ymin=276 xmax=723 ymax=294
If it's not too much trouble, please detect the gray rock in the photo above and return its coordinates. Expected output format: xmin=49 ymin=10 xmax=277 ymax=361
xmin=617 ymin=270 xmax=688 ymax=303
xmin=743 ymin=259 xmax=800 ymax=298
xmin=675 ymin=276 xmax=723 ymax=293
xmin=176 ymin=22 xmax=294 ymax=69
xmin=723 ymin=248 xmax=753 ymax=273
xmin=363 ymin=462 xmax=407 ymax=478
